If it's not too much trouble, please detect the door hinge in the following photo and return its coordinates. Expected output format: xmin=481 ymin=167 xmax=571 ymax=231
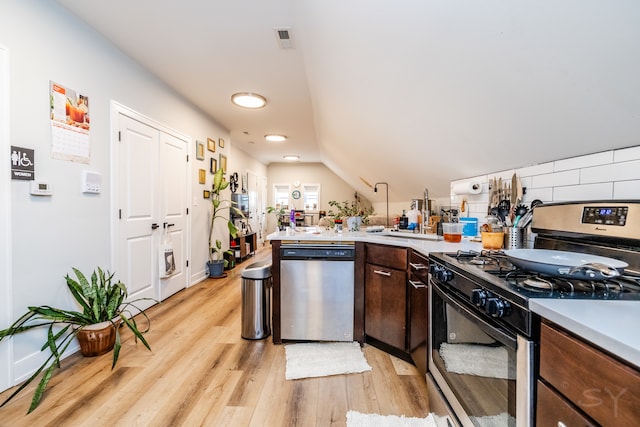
xmin=119 ymin=209 xmax=121 ymax=219
xmin=118 ymin=131 xmax=121 ymax=142
xmin=186 ymin=260 xmax=189 ymax=267
xmin=186 ymin=154 xmax=189 ymax=162
xmin=186 ymin=208 xmax=189 ymax=215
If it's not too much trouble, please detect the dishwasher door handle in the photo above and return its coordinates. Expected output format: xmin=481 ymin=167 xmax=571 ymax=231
xmin=373 ymin=269 xmax=392 ymax=277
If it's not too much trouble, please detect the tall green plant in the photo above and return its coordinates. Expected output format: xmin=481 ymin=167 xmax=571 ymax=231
xmin=208 ymin=167 xmax=241 ymax=264
xmin=0 ymin=267 xmax=154 ymax=413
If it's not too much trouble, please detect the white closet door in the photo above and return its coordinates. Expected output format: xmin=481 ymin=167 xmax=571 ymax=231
xmin=158 ymin=132 xmax=188 ymax=300
xmin=117 ymin=114 xmax=160 ymax=307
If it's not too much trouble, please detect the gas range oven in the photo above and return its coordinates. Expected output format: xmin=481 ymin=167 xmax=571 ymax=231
xmin=426 ymin=200 xmax=640 ymax=427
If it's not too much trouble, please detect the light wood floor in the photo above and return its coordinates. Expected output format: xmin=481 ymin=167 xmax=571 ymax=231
xmin=0 ymin=246 xmax=430 ymax=426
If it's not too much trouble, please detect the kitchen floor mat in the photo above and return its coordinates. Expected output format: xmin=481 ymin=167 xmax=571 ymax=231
xmin=284 ymin=342 xmax=371 ymax=380
xmin=346 ymin=411 xmax=440 ymax=427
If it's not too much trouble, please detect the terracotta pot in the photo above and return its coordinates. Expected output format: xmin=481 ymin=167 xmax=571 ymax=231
xmin=76 ymin=321 xmax=117 ymax=357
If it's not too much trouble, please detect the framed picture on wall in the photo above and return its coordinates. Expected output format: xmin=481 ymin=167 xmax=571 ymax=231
xmin=207 ymin=137 xmax=216 ymax=153
xmin=210 ymin=158 xmax=217 ymax=174
xmin=198 ymin=169 xmax=206 ymax=184
xmin=219 ymin=154 xmax=227 ymax=173
xmin=218 ymin=138 xmax=225 ymax=148
xmin=196 ymin=140 xmax=205 ymax=160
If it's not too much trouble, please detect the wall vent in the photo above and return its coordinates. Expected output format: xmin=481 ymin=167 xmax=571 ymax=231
xmin=274 ymin=28 xmax=294 ymax=49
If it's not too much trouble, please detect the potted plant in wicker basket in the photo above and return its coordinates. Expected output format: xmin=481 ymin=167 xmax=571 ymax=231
xmin=0 ymin=267 xmax=153 ymax=413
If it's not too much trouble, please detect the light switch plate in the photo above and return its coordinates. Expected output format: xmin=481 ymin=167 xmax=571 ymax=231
xmin=81 ymin=170 xmax=101 ymax=194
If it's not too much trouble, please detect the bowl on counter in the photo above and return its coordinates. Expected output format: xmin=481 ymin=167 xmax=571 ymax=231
xmin=481 ymin=231 xmax=504 ymax=249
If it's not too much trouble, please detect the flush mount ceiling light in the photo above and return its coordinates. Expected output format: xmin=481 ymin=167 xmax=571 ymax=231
xmin=231 ymin=92 xmax=267 ymax=109
xmin=265 ymin=134 xmax=287 ymax=142
xmin=283 ymin=155 xmax=300 ymax=161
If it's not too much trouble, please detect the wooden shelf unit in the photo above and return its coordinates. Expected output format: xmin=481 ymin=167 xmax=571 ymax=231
xmin=230 ymin=232 xmax=257 ymax=263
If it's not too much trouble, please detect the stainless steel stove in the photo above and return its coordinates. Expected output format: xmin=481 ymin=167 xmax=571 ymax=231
xmin=427 ymin=200 xmax=640 ymax=427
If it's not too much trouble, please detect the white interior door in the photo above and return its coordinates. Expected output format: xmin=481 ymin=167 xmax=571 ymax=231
xmin=0 ymin=45 xmax=12 ymax=392
xmin=117 ymin=114 xmax=160 ymax=308
xmin=158 ymin=132 xmax=188 ymax=300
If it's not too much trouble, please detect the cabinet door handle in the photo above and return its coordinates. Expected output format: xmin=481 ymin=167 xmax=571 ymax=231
xmin=409 ymin=280 xmax=426 ymax=289
xmin=409 ymin=262 xmax=428 ymax=270
xmin=557 ymin=423 xmax=567 ymax=427
xmin=373 ymin=269 xmax=392 ymax=277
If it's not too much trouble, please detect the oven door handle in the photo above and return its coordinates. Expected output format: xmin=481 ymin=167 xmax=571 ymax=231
xmin=431 ymin=281 xmax=517 ymax=349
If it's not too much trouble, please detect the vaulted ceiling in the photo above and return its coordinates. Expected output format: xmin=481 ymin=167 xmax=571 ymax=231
xmin=56 ymin=0 xmax=640 ymax=202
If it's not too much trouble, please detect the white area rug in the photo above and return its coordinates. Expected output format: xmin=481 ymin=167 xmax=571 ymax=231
xmin=470 ymin=412 xmax=516 ymax=427
xmin=439 ymin=342 xmax=515 ymax=380
xmin=346 ymin=411 xmax=441 ymax=427
xmin=285 ymin=342 xmax=371 ymax=380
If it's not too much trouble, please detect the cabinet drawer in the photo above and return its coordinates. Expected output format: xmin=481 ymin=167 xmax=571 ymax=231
xmin=409 ymin=250 xmax=429 ymax=283
xmin=536 ymin=380 xmax=597 ymax=427
xmin=540 ymin=322 xmax=640 ymax=426
xmin=366 ymin=244 xmax=407 ymax=270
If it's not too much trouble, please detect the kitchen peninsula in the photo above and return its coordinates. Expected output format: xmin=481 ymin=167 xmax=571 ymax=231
xmin=267 ymin=227 xmax=640 ymax=371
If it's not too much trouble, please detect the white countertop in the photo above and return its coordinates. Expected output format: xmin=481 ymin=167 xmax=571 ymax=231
xmin=529 ymin=299 xmax=640 ymax=369
xmin=267 ymin=228 xmax=484 ymax=256
xmin=267 ymin=228 xmax=640 ymax=369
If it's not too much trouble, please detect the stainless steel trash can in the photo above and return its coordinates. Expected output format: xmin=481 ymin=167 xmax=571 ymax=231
xmin=241 ymin=261 xmax=272 ymax=339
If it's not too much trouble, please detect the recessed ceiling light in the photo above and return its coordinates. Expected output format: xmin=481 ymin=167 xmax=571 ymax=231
xmin=265 ymin=134 xmax=287 ymax=142
xmin=231 ymin=92 xmax=266 ymax=109
xmin=283 ymin=155 xmax=300 ymax=161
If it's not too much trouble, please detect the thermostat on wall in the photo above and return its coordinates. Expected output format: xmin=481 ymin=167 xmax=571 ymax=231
xmin=30 ymin=181 xmax=53 ymax=196
xmin=81 ymin=170 xmax=102 ymax=194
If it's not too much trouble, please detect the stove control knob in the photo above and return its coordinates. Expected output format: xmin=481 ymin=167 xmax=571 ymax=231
xmin=471 ymin=289 xmax=488 ymax=307
xmin=486 ymin=298 xmax=511 ymax=318
xmin=432 ymin=266 xmax=453 ymax=282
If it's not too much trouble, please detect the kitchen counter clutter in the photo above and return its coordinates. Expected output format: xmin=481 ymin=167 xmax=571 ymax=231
xmin=267 ymin=227 xmax=483 ymax=255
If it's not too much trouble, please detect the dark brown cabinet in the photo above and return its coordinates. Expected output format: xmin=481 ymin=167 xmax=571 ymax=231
xmin=537 ymin=321 xmax=640 ymax=426
xmin=364 ymin=244 xmax=408 ymax=352
xmin=408 ymin=250 xmax=429 ymax=376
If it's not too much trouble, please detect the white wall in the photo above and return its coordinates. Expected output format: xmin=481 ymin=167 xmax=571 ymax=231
xmin=0 ymin=45 xmax=12 ymax=393
xmin=450 ymin=145 xmax=640 ymax=228
xmin=0 ymin=0 xmax=241 ymax=387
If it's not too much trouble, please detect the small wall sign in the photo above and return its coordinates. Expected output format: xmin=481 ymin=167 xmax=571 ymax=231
xmin=10 ymin=146 xmax=34 ymax=180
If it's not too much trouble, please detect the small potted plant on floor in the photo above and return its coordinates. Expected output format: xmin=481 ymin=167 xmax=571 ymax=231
xmin=0 ymin=267 xmax=154 ymax=413
xmin=208 ymin=167 xmax=241 ymax=277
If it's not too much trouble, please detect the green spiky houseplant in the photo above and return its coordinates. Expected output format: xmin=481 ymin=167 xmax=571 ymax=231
xmin=208 ymin=167 xmax=241 ymax=277
xmin=0 ymin=267 xmax=153 ymax=413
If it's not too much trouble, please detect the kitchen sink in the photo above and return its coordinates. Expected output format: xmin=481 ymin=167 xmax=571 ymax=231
xmin=382 ymin=230 xmax=443 ymax=241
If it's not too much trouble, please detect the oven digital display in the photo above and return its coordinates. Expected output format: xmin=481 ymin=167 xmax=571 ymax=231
xmin=582 ymin=206 xmax=627 ymax=226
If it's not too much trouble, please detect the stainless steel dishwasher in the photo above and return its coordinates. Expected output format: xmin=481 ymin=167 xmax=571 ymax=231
xmin=280 ymin=244 xmax=355 ymax=341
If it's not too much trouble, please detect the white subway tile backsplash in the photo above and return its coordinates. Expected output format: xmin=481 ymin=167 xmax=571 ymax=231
xmin=523 ymin=188 xmax=553 ymax=204
xmin=532 ymin=170 xmax=580 ymax=188
xmin=613 ymin=180 xmax=640 ymax=199
xmin=448 ymin=145 xmax=640 ymax=215
xmin=516 ymin=162 xmax=554 ymax=177
xmin=553 ymin=183 xmax=613 ymax=201
xmin=580 ymin=160 xmax=640 ymax=184
xmin=554 ymin=151 xmax=613 ymax=171
xmin=614 ymin=146 xmax=640 ymax=162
